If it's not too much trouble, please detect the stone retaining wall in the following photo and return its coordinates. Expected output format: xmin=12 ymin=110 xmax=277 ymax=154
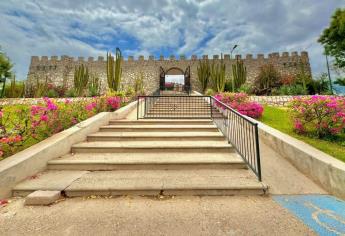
xmin=0 ymin=95 xmax=306 ymax=106
xmin=249 ymin=95 xmax=310 ymax=106
xmin=0 ymin=97 xmax=96 ymax=106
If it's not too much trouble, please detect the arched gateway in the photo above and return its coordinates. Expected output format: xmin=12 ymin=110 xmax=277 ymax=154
xmin=159 ymin=66 xmax=191 ymax=93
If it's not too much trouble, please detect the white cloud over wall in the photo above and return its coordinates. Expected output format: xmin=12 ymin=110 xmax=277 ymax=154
xmin=0 ymin=0 xmax=344 ymax=80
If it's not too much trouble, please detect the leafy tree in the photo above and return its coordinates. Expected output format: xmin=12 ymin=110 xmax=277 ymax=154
xmin=0 ymin=48 xmax=13 ymax=79
xmin=308 ymin=73 xmax=331 ymax=95
xmin=253 ymin=64 xmax=281 ymax=95
xmin=318 ymin=8 xmax=345 ymax=69
xmin=335 ymin=77 xmax=345 ymax=86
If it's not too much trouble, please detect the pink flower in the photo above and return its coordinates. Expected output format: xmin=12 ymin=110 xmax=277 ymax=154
xmin=106 ymin=97 xmax=121 ymax=111
xmin=85 ymin=102 xmax=97 ymax=111
xmin=71 ymin=117 xmax=78 ymax=124
xmin=40 ymin=115 xmax=48 ymax=121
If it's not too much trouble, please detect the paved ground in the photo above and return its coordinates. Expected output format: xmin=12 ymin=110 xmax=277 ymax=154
xmin=260 ymin=141 xmax=326 ymax=195
xmin=0 ymin=196 xmax=315 ymax=236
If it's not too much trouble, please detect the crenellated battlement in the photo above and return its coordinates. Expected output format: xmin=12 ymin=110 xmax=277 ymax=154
xmin=30 ymin=51 xmax=309 ymax=64
xmin=27 ymin=50 xmax=311 ymax=96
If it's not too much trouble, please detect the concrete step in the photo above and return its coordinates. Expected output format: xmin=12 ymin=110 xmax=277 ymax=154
xmin=108 ymin=120 xmax=214 ymax=125
xmin=47 ymin=152 xmax=246 ymax=170
xmin=150 ymin=105 xmax=210 ymax=108
xmin=99 ymin=125 xmax=219 ymax=132
xmin=65 ymin=169 xmax=268 ymax=196
xmin=12 ymin=170 xmax=267 ymax=197
xmin=71 ymin=141 xmax=235 ymax=153
xmin=87 ymin=132 xmax=225 ymax=141
xmin=143 ymin=115 xmax=212 ymax=119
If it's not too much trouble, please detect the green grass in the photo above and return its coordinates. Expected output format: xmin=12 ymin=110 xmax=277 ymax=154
xmin=259 ymin=105 xmax=345 ymax=163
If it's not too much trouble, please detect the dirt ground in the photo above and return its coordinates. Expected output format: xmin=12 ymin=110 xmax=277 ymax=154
xmin=0 ymin=195 xmax=315 ymax=236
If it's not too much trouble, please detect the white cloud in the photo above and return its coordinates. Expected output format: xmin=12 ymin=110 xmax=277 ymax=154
xmin=0 ymin=0 xmax=344 ymax=80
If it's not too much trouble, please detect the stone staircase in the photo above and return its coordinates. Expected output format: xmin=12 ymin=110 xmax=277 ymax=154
xmin=12 ymin=119 xmax=268 ymax=197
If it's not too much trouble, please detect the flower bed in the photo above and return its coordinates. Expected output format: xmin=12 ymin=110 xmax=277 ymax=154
xmin=0 ymin=96 xmax=124 ymax=159
xmin=214 ymin=92 xmax=264 ymax=118
xmin=290 ymin=95 xmax=345 ymax=138
xmin=260 ymin=105 xmax=345 ymax=162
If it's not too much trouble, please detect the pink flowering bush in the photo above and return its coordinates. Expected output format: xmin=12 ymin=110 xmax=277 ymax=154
xmin=106 ymin=96 xmax=121 ymax=111
xmin=0 ymin=96 xmax=123 ymax=159
xmin=289 ymin=95 xmax=345 ymax=138
xmin=214 ymin=92 xmax=264 ymax=118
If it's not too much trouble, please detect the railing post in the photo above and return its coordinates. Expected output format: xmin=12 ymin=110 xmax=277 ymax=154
xmin=254 ymin=124 xmax=262 ymax=181
xmin=136 ymin=97 xmax=139 ymax=120
xmin=144 ymin=97 xmax=147 ymax=118
xmin=210 ymin=97 xmax=213 ymax=119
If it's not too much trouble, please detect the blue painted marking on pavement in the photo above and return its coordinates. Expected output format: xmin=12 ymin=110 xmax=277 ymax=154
xmin=273 ymin=195 xmax=345 ymax=236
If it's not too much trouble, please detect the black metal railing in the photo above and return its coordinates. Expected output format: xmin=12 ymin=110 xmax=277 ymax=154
xmin=136 ymin=95 xmax=262 ymax=181
xmin=137 ymin=95 xmax=211 ymax=119
xmin=210 ymin=97 xmax=261 ymax=181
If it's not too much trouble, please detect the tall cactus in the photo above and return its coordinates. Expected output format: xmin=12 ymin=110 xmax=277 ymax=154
xmin=74 ymin=64 xmax=89 ymax=96
xmin=232 ymin=59 xmax=247 ymax=91
xmin=210 ymin=54 xmax=226 ymax=92
xmin=197 ymin=59 xmax=210 ymax=93
xmin=107 ymin=47 xmax=122 ymax=91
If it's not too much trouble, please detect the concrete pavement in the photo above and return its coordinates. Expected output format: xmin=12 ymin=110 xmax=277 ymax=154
xmin=0 ymin=196 xmax=315 ymax=236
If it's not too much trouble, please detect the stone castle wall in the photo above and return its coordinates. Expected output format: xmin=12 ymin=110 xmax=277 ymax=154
xmin=26 ymin=51 xmax=311 ymax=94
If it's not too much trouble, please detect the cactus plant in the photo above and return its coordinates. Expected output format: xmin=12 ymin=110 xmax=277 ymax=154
xmin=197 ymin=59 xmax=210 ymax=93
xmin=34 ymin=76 xmax=49 ymax=98
xmin=210 ymin=54 xmax=226 ymax=92
xmin=107 ymin=47 xmax=122 ymax=91
xmin=6 ymin=75 xmax=25 ymax=98
xmin=88 ymin=75 xmax=100 ymax=96
xmin=74 ymin=64 xmax=89 ymax=96
xmin=231 ymin=59 xmax=247 ymax=92
xmin=134 ymin=72 xmax=145 ymax=95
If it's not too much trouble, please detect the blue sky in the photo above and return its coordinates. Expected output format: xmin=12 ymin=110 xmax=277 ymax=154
xmin=0 ymin=0 xmax=344 ymax=80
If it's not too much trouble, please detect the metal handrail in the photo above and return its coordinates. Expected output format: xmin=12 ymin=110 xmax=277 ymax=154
xmin=136 ymin=94 xmax=262 ymax=181
xmin=210 ymin=96 xmax=261 ymax=181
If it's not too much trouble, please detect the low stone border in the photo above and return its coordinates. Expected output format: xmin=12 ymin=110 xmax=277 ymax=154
xmin=256 ymin=121 xmax=345 ymax=199
xmin=0 ymin=97 xmax=97 ymax=106
xmin=249 ymin=95 xmax=313 ymax=106
xmin=0 ymin=100 xmax=137 ymax=198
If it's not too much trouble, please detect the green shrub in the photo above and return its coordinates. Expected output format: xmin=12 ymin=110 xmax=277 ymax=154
xmin=205 ymin=88 xmax=215 ymax=96
xmin=106 ymin=89 xmax=126 ymax=98
xmin=224 ymin=79 xmax=233 ymax=92
xmin=275 ymin=84 xmax=308 ymax=95
xmin=65 ymin=88 xmax=77 ymax=97
xmin=125 ymin=86 xmax=135 ymax=97
xmin=238 ymin=84 xmax=252 ymax=94
xmin=46 ymin=89 xmax=59 ymax=98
